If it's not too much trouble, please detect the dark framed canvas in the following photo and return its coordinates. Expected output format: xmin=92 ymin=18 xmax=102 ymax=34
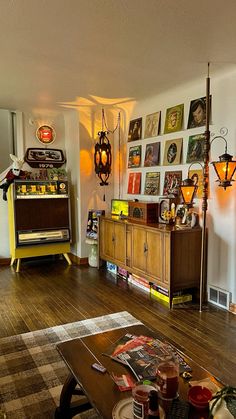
xmin=187 ymin=96 xmax=211 ymax=129
xmin=144 ymin=172 xmax=160 ymax=195
xmin=163 ymin=170 xmax=182 ymax=196
xmin=186 ymin=134 xmax=205 ymax=163
xmin=25 ymin=148 xmax=66 ymax=168
xmin=144 ymin=111 xmax=160 ymax=139
xmin=128 ymin=118 xmax=142 ymax=142
xmin=164 ymin=104 xmax=184 ymax=134
xmin=128 ymin=145 xmax=142 ymax=168
xmin=163 ymin=138 xmax=182 ymax=165
xmin=144 ymin=142 xmax=160 ymax=167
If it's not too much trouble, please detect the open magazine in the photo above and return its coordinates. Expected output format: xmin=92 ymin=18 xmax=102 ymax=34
xmin=103 ymin=333 xmax=192 ymax=381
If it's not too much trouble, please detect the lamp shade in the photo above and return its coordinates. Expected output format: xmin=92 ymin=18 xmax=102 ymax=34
xmin=94 ymin=131 xmax=112 ymax=186
xmin=180 ymin=178 xmax=197 ymax=207
xmin=211 ymin=153 xmax=236 ymax=189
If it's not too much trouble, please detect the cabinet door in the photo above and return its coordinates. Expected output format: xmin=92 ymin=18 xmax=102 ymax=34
xmin=146 ymin=230 xmax=162 ymax=280
xmin=101 ymin=219 xmax=115 ymax=260
xmin=132 ymin=226 xmax=147 ymax=273
xmin=113 ymin=222 xmax=126 ymax=264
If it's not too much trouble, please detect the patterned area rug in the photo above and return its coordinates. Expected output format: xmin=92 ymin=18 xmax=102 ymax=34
xmin=0 ymin=311 xmax=141 ymax=418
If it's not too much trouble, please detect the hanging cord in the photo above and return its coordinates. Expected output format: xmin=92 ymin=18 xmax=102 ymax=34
xmin=102 ymin=108 xmax=120 ymax=134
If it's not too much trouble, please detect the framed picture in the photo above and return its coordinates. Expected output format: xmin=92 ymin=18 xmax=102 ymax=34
xmin=128 ymin=145 xmax=142 ymax=168
xmin=127 ymin=172 xmax=141 ymax=194
xmin=187 ymin=96 xmax=211 ymax=129
xmin=163 ymin=170 xmax=182 ymax=196
xmin=24 ymin=148 xmax=66 ymax=168
xmin=128 ymin=118 xmax=142 ymax=142
xmin=186 ymin=134 xmax=205 ymax=163
xmin=144 ymin=142 xmax=160 ymax=167
xmin=164 ymin=104 xmax=184 ymax=134
xmin=163 ymin=138 xmax=182 ymax=165
xmin=189 ymin=169 xmax=204 ymax=199
xmin=144 ymin=111 xmax=161 ymax=138
xmin=144 ymin=172 xmax=160 ymax=195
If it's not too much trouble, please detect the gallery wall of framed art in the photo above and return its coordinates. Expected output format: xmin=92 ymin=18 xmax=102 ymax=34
xmin=125 ymin=95 xmax=210 ymax=199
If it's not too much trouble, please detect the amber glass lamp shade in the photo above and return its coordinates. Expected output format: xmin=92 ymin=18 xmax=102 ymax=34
xmin=180 ymin=178 xmax=197 ymax=207
xmin=94 ymin=131 xmax=112 ymax=186
xmin=211 ymin=153 xmax=236 ymax=190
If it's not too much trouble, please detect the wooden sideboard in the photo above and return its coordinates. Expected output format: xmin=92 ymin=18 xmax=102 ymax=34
xmin=99 ymin=216 xmax=202 ymax=307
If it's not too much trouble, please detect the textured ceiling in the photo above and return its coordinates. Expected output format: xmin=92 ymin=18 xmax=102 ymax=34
xmin=0 ymin=0 xmax=236 ymax=110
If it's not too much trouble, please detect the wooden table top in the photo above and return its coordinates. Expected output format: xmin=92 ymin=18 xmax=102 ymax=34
xmin=57 ymin=324 xmax=220 ymax=419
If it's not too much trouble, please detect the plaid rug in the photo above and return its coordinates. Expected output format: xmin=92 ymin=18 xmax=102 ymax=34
xmin=0 ymin=311 xmax=141 ymax=418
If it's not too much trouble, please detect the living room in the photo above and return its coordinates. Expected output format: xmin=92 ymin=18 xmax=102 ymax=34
xmin=0 ymin=1 xmax=236 ymax=418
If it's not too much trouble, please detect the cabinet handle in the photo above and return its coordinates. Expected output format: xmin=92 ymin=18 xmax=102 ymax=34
xmin=144 ymin=242 xmax=148 ymax=253
xmin=112 ymin=234 xmax=115 ymax=242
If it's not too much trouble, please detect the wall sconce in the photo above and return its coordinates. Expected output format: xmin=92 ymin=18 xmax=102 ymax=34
xmin=36 ymin=125 xmax=56 ymax=145
xmin=94 ymin=130 xmax=112 ymax=186
xmin=210 ymin=130 xmax=236 ymax=190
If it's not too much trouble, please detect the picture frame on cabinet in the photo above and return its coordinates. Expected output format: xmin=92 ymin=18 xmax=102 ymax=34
xmin=144 ymin=172 xmax=160 ymax=195
xmin=186 ymin=134 xmax=205 ymax=163
xmin=128 ymin=118 xmax=142 ymax=142
xmin=144 ymin=111 xmax=161 ymax=138
xmin=127 ymin=172 xmax=141 ymax=194
xmin=163 ymin=138 xmax=182 ymax=165
xmin=164 ymin=104 xmax=184 ymax=134
xmin=128 ymin=145 xmax=142 ymax=168
xmin=144 ymin=142 xmax=160 ymax=167
xmin=187 ymin=96 xmax=211 ymax=129
xmin=163 ymin=170 xmax=182 ymax=196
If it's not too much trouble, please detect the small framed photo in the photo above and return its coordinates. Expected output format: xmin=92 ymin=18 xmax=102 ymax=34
xmin=187 ymin=96 xmax=211 ymax=129
xmin=128 ymin=118 xmax=142 ymax=142
xmin=186 ymin=134 xmax=205 ymax=163
xmin=144 ymin=111 xmax=161 ymax=139
xmin=163 ymin=138 xmax=182 ymax=165
xmin=144 ymin=142 xmax=160 ymax=167
xmin=163 ymin=170 xmax=182 ymax=196
xmin=164 ymin=104 xmax=184 ymax=134
xmin=128 ymin=145 xmax=142 ymax=168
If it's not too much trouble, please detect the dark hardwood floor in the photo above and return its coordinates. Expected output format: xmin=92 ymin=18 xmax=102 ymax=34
xmin=0 ymin=258 xmax=235 ymax=386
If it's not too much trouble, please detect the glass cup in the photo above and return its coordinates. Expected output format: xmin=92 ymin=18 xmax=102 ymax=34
xmin=156 ymin=348 xmax=179 ymax=400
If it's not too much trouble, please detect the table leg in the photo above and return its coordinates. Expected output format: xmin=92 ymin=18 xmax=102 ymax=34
xmin=55 ymin=373 xmax=92 ymax=418
xmin=16 ymin=259 xmax=21 ymax=273
xmin=63 ymin=253 xmax=72 ymax=265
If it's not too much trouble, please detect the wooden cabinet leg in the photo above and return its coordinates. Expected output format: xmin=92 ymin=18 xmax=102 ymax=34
xmin=16 ymin=259 xmax=21 ymax=272
xmin=63 ymin=253 xmax=72 ymax=265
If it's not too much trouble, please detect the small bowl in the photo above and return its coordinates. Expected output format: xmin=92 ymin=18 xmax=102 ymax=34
xmin=188 ymin=385 xmax=212 ymax=409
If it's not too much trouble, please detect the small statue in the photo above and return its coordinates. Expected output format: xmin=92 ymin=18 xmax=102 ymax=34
xmin=0 ymin=154 xmax=26 ymax=201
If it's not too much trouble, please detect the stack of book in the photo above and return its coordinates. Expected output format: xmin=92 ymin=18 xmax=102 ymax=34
xmin=128 ymin=273 xmax=151 ymax=293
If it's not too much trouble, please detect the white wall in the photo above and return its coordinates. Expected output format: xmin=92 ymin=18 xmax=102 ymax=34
xmin=119 ymin=68 xmax=236 ymax=303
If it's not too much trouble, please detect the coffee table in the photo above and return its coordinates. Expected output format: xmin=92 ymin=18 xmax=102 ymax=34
xmin=55 ymin=324 xmax=220 ymax=418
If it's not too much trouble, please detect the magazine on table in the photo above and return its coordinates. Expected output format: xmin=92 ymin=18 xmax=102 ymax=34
xmin=103 ymin=333 xmax=192 ymax=380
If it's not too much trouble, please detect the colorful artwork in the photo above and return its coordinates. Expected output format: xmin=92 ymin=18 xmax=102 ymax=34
xmin=127 ymin=172 xmax=141 ymax=194
xmin=186 ymin=134 xmax=205 ymax=163
xmin=128 ymin=145 xmax=142 ymax=168
xmin=189 ymin=169 xmax=204 ymax=199
xmin=163 ymin=170 xmax=182 ymax=196
xmin=144 ymin=172 xmax=160 ymax=195
xmin=164 ymin=104 xmax=184 ymax=134
xmin=144 ymin=111 xmax=161 ymax=138
xmin=128 ymin=118 xmax=142 ymax=142
xmin=187 ymin=96 xmax=211 ymax=129
xmin=144 ymin=142 xmax=160 ymax=167
xmin=163 ymin=138 xmax=183 ymax=165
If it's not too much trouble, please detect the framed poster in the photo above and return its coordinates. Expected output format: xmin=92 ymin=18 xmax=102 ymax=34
xmin=189 ymin=168 xmax=205 ymax=199
xmin=163 ymin=138 xmax=182 ymax=165
xmin=24 ymin=148 xmax=66 ymax=168
xmin=163 ymin=170 xmax=182 ymax=196
xmin=128 ymin=118 xmax=142 ymax=142
xmin=144 ymin=172 xmax=160 ymax=195
xmin=144 ymin=142 xmax=160 ymax=167
xmin=144 ymin=111 xmax=160 ymax=138
xmin=187 ymin=96 xmax=211 ymax=129
xmin=186 ymin=134 xmax=205 ymax=163
xmin=164 ymin=104 xmax=184 ymax=134
xmin=128 ymin=145 xmax=142 ymax=168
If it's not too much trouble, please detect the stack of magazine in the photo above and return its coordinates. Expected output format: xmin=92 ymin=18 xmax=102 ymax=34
xmin=104 ymin=333 xmax=192 ymax=381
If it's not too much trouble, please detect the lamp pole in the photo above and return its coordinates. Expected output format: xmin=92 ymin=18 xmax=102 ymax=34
xmin=200 ymin=63 xmax=211 ymax=312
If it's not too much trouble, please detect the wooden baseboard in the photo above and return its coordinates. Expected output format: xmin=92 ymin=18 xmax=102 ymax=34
xmin=0 ymin=258 xmax=11 ymax=265
xmin=69 ymin=253 xmax=88 ymax=265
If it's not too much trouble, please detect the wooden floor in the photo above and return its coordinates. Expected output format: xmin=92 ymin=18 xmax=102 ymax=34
xmin=0 ymin=258 xmax=235 ymax=386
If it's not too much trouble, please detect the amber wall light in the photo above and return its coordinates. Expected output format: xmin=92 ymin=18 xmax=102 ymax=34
xmin=210 ymin=131 xmax=236 ymax=190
